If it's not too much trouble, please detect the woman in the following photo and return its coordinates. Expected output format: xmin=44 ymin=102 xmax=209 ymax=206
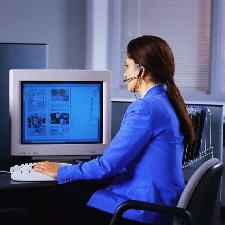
xmin=34 ymin=35 xmax=194 ymax=225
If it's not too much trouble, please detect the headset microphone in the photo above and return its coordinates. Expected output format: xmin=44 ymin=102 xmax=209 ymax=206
xmin=123 ymin=76 xmax=138 ymax=82
xmin=123 ymin=68 xmax=143 ymax=82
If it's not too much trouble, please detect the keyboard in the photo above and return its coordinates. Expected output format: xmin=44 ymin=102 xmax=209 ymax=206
xmin=10 ymin=162 xmax=71 ymax=182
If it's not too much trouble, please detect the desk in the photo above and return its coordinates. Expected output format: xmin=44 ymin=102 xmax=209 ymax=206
xmin=0 ymin=173 xmax=56 ymax=190
xmin=0 ymin=168 xmax=221 ymax=225
xmin=0 ymin=173 xmax=56 ymax=225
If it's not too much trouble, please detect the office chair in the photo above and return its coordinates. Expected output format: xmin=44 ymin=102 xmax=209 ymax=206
xmin=110 ymin=158 xmax=224 ymax=225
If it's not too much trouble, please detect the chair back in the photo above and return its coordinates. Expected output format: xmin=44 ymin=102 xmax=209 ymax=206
xmin=174 ymin=158 xmax=224 ymax=225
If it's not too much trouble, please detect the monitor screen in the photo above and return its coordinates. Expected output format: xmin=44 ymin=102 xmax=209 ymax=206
xmin=9 ymin=69 xmax=112 ymax=161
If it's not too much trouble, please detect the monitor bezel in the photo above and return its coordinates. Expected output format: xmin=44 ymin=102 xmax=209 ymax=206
xmin=9 ymin=69 xmax=112 ymax=161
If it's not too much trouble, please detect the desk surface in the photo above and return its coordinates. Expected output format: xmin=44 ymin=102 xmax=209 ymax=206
xmin=0 ymin=167 xmax=197 ymax=190
xmin=0 ymin=173 xmax=56 ymax=190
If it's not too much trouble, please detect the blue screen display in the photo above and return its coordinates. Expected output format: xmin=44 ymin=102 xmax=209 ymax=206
xmin=21 ymin=81 xmax=103 ymax=144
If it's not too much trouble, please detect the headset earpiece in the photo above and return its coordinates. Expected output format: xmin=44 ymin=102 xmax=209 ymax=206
xmin=137 ymin=68 xmax=143 ymax=78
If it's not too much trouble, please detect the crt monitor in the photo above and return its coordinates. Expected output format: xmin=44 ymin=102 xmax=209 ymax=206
xmin=9 ymin=69 xmax=112 ymax=161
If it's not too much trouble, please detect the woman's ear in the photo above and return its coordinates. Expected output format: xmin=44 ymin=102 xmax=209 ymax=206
xmin=139 ymin=67 xmax=146 ymax=78
xmin=140 ymin=67 xmax=152 ymax=82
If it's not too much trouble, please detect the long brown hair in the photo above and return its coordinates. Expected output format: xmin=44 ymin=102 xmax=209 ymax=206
xmin=127 ymin=35 xmax=195 ymax=145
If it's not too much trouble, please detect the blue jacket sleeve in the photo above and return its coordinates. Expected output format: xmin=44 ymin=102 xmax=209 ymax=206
xmin=57 ymin=99 xmax=153 ymax=184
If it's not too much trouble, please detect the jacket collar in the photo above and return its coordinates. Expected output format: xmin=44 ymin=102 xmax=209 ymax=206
xmin=142 ymin=83 xmax=166 ymax=98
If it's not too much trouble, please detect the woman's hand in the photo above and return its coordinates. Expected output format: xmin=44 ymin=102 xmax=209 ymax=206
xmin=33 ymin=161 xmax=61 ymax=179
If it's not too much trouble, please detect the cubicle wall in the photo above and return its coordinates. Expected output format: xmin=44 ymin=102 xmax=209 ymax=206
xmin=111 ymin=101 xmax=224 ymax=207
xmin=0 ymin=43 xmax=48 ymax=159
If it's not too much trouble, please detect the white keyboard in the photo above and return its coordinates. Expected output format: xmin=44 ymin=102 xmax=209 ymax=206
xmin=10 ymin=162 xmax=70 ymax=182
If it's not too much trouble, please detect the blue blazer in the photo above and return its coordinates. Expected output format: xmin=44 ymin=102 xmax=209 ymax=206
xmin=57 ymin=84 xmax=185 ymax=224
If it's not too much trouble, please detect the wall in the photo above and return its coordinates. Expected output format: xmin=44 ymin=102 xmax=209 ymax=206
xmin=0 ymin=0 xmax=86 ymax=69
xmin=0 ymin=0 xmax=87 ymax=159
xmin=86 ymin=0 xmax=109 ymax=70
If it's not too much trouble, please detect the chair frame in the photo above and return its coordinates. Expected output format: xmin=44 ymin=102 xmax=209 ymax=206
xmin=110 ymin=200 xmax=193 ymax=225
